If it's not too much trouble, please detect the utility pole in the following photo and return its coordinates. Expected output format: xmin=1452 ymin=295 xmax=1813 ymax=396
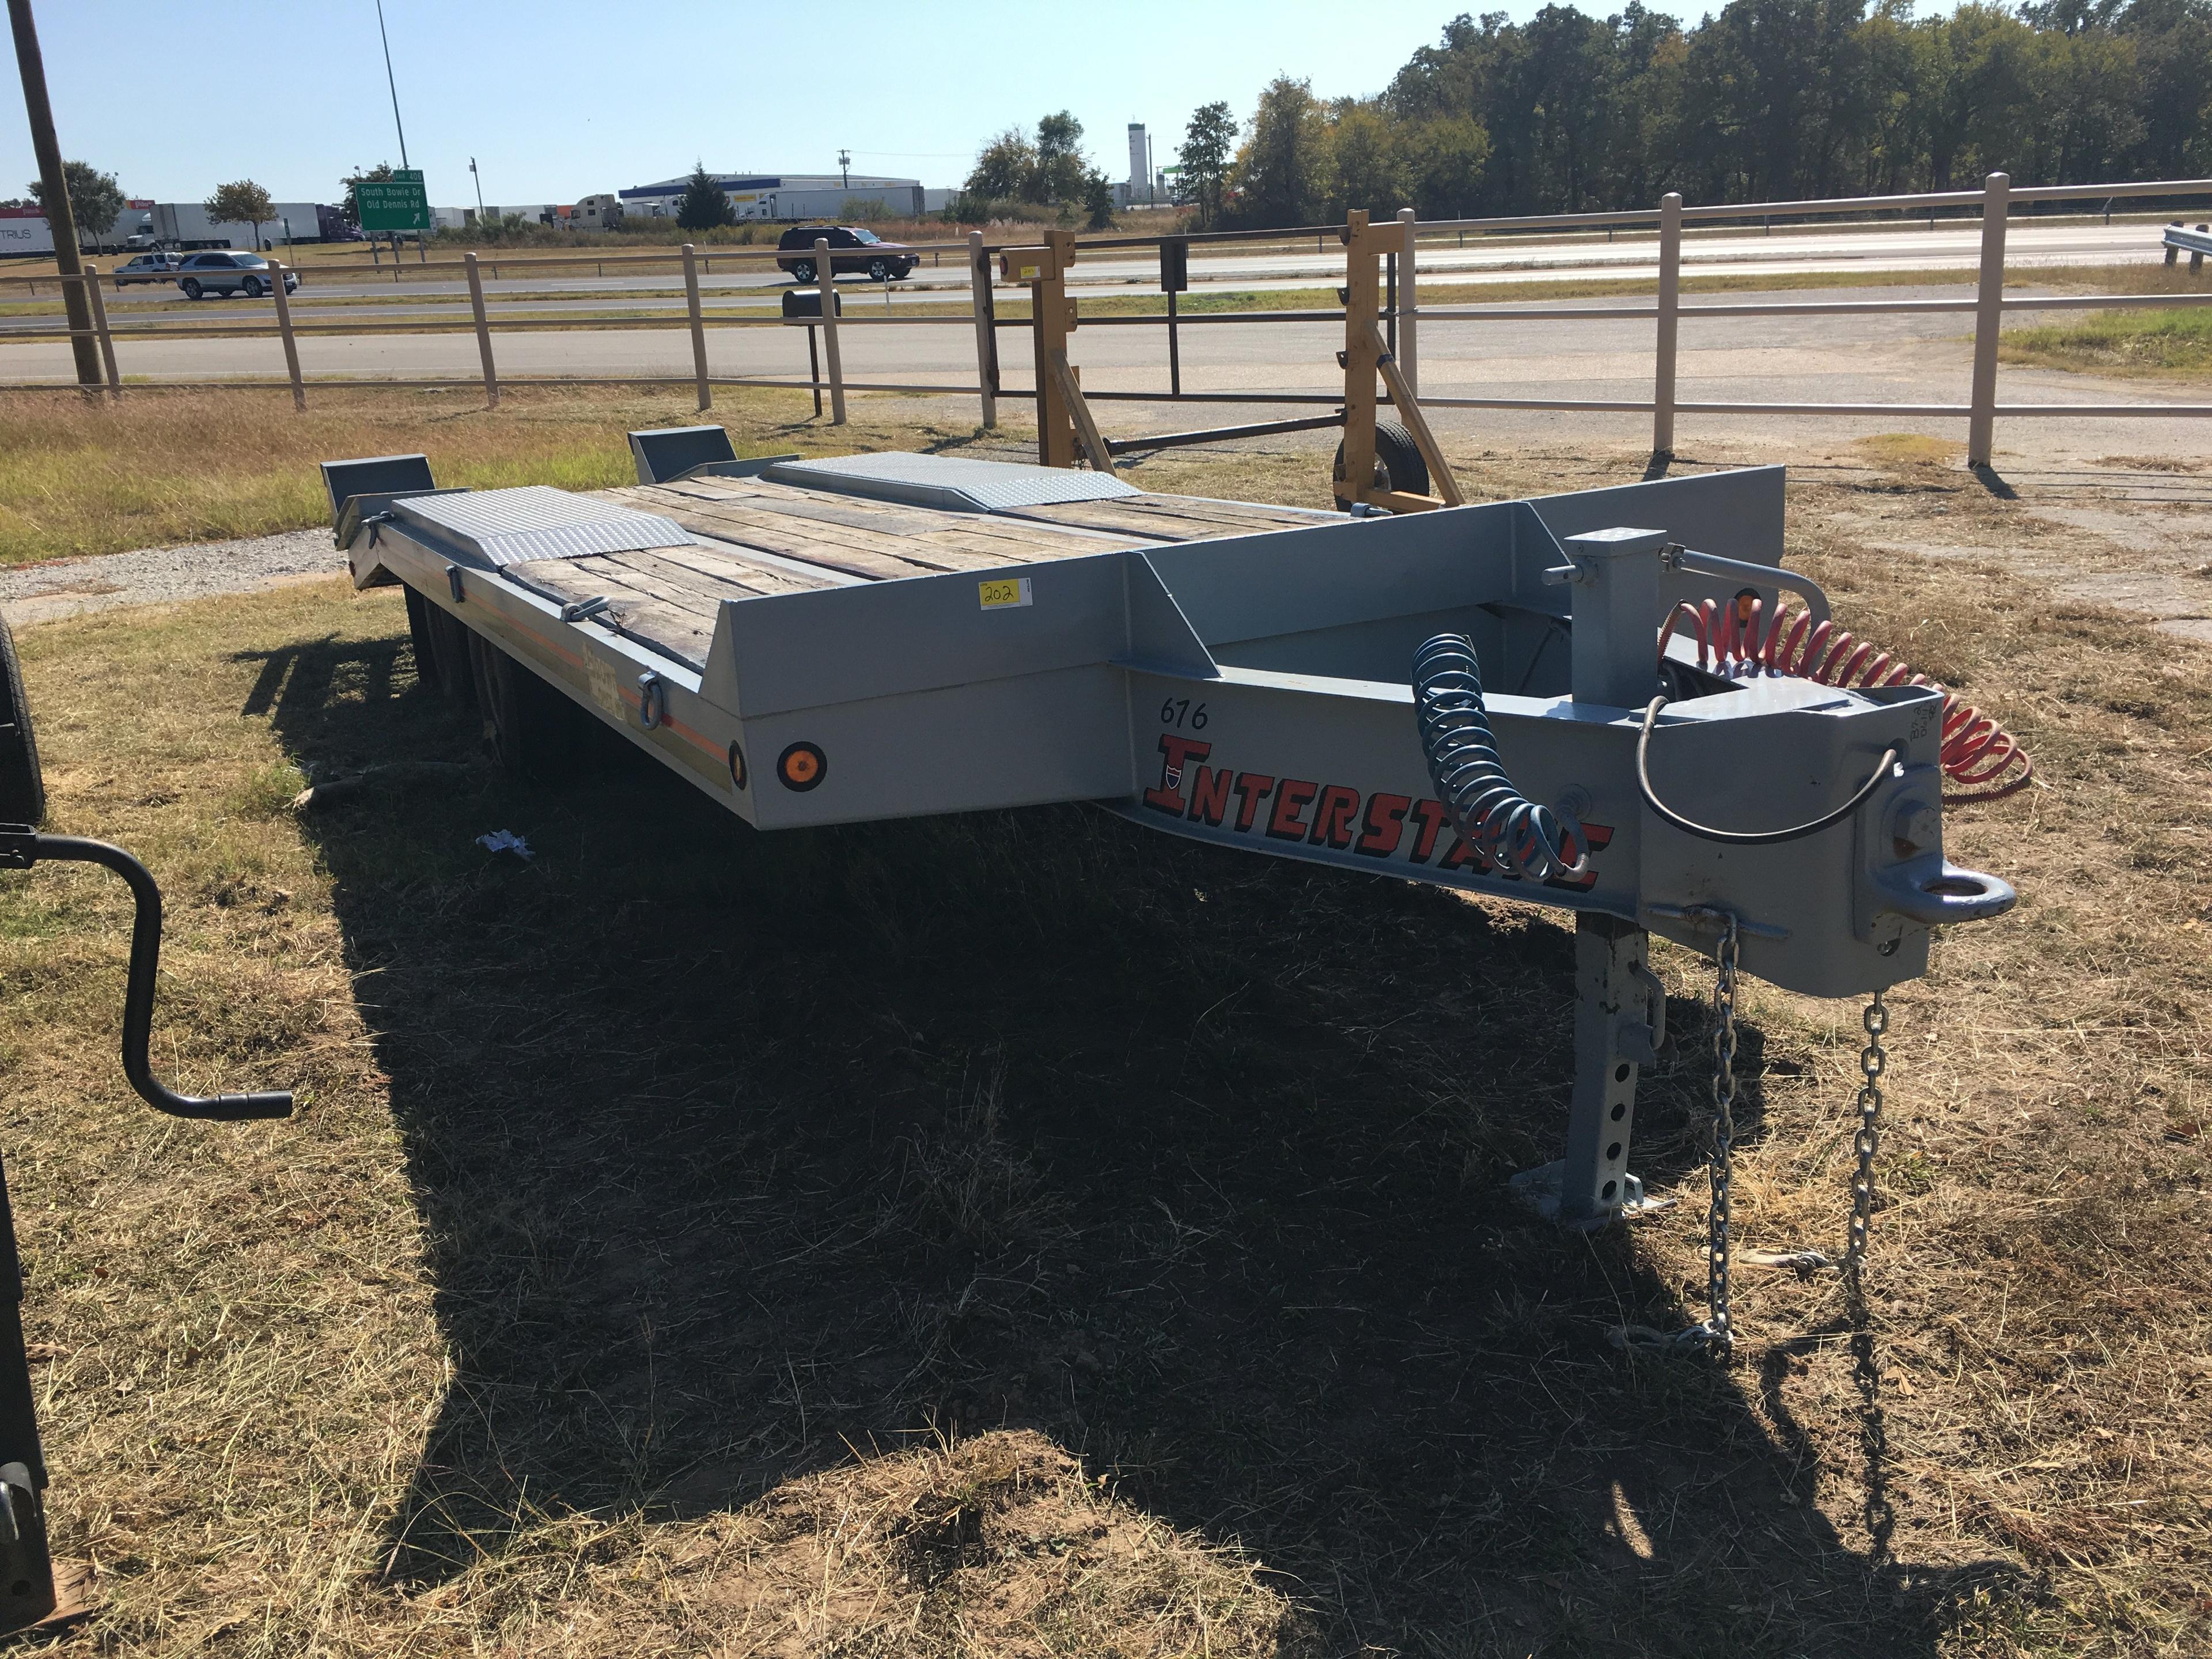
xmin=838 ymin=149 xmax=850 ymax=189
xmin=469 ymin=156 xmax=484 ymax=221
xmin=376 ymin=0 xmax=410 ymax=169
xmin=7 ymin=0 xmax=99 ymax=388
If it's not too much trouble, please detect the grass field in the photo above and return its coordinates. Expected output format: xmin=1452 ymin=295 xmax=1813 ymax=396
xmin=0 ymin=387 xmax=884 ymax=566
xmin=0 ymin=422 xmax=2207 ymax=1655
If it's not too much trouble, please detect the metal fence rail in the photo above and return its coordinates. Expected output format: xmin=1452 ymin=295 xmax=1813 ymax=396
xmin=4 ymin=172 xmax=2210 ymax=464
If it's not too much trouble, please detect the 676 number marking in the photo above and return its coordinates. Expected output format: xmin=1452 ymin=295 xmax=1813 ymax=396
xmin=1160 ymin=698 xmax=1208 ymax=730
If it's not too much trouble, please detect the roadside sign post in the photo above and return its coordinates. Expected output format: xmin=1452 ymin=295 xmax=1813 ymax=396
xmin=358 ymin=170 xmax=430 ymax=268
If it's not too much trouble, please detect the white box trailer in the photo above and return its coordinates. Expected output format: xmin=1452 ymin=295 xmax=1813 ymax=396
xmin=127 ymin=202 xmax=327 ymax=250
xmin=0 ymin=209 xmax=54 ymax=257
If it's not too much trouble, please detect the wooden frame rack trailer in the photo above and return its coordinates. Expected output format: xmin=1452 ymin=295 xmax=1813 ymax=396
xmin=325 ymin=443 xmax=2014 ymax=1234
xmin=1003 ymin=210 xmax=1461 ymax=514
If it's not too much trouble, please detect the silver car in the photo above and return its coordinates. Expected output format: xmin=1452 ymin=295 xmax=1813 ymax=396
xmin=113 ymin=252 xmax=183 ymax=287
xmin=175 ymin=251 xmax=301 ymax=300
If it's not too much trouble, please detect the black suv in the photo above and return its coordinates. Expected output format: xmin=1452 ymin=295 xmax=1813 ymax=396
xmin=775 ymin=225 xmax=916 ymax=283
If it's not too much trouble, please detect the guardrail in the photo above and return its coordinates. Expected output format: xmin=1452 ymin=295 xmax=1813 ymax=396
xmin=5 ymin=173 xmax=2211 ymax=464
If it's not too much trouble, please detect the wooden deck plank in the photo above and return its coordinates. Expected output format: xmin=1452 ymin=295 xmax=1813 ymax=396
xmin=611 ymin=477 xmax=1141 ymax=562
xmin=508 ymin=560 xmax=714 ymax=667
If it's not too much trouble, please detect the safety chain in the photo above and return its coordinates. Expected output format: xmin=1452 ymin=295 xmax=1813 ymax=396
xmin=1844 ymin=992 xmax=1889 ymax=1287
xmin=1695 ymin=914 xmax=1742 ymax=1355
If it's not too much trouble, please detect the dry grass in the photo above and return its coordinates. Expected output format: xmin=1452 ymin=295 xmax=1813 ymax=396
xmin=0 ymin=386 xmax=975 ymax=566
xmin=1 ymin=422 xmax=2209 ymax=1656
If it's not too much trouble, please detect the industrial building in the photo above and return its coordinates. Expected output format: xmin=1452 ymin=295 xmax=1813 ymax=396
xmin=616 ymin=172 xmax=940 ymax=222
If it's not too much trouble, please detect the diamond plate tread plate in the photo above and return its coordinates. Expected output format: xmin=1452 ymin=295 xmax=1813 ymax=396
xmin=392 ymin=485 xmax=694 ymax=568
xmin=763 ymin=452 xmax=1142 ymax=514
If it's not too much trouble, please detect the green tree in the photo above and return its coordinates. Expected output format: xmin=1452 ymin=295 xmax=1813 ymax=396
xmin=27 ymin=160 xmax=123 ymax=251
xmin=341 ymin=163 xmax=394 ymax=226
xmin=206 ymin=179 xmax=274 ymax=249
xmin=1231 ymin=76 xmax=1328 ymax=226
xmin=1035 ymin=110 xmax=1086 ymax=203
xmin=1081 ymin=168 xmax=1116 ymax=229
xmin=1401 ymin=116 xmax=1492 ymax=217
xmin=1177 ymin=100 xmax=1237 ymax=228
xmin=964 ymin=128 xmax=1039 ymax=202
xmin=1325 ymin=101 xmax=1408 ymax=217
xmin=675 ymin=162 xmax=734 ymax=231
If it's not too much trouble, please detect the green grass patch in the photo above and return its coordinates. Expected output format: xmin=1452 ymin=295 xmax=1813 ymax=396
xmin=1999 ymin=304 xmax=2212 ymax=377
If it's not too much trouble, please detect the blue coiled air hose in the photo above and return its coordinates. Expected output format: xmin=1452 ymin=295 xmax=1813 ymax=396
xmin=1413 ymin=634 xmax=1588 ymax=882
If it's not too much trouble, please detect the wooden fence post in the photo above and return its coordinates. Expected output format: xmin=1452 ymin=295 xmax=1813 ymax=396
xmin=1653 ymin=192 xmax=1682 ymax=460
xmin=267 ymin=262 xmax=305 ymax=410
xmin=465 ymin=252 xmax=499 ymax=408
xmin=815 ymin=237 xmax=846 ymax=424
xmin=79 ymin=267 xmax=121 ymax=400
xmin=1396 ymin=206 xmax=1419 ymax=398
xmin=682 ymin=243 xmax=711 ymax=412
xmin=968 ymin=229 xmax=997 ymax=429
xmin=1967 ymin=172 xmax=2010 ymax=468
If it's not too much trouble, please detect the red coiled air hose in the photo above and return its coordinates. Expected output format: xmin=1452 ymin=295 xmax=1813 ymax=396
xmin=1657 ymin=596 xmax=2033 ymax=804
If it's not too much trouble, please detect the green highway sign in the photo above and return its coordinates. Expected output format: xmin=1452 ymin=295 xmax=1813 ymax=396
xmin=358 ymin=169 xmax=429 ymax=233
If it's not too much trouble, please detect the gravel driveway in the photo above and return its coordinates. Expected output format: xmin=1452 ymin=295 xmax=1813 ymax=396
xmin=0 ymin=528 xmax=343 ymax=626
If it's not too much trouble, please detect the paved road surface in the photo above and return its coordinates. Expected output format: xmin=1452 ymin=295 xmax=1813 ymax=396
xmin=6 ymin=276 xmax=2205 ymax=461
xmin=72 ymin=217 xmax=2179 ymax=320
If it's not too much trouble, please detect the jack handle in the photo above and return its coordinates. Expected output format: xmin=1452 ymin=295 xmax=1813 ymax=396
xmin=0 ymin=830 xmax=294 ymax=1121
xmin=1659 ymin=543 xmax=1831 ymax=627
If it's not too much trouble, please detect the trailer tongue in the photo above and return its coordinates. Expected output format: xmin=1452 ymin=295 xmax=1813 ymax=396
xmin=330 ymin=442 xmax=2016 ymax=1335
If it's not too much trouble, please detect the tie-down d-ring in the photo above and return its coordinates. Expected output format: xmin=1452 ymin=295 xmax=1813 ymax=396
xmin=638 ymin=671 xmax=669 ymax=730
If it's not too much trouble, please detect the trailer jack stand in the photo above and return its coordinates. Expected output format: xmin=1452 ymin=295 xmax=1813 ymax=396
xmin=0 ymin=827 xmax=293 ymax=1638
xmin=1510 ymin=915 xmax=1672 ymax=1229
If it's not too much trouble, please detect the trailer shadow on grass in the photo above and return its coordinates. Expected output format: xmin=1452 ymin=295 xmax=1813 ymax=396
xmin=244 ymin=628 xmax=2024 ymax=1657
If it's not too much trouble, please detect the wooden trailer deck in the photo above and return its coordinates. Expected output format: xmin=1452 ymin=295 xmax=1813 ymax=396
xmin=492 ymin=474 xmax=1339 ymax=671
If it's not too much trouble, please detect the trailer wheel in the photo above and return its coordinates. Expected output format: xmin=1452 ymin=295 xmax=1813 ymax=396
xmin=466 ymin=630 xmax=582 ymax=779
xmin=403 ymin=585 xmax=478 ymax=709
xmin=0 ymin=612 xmax=46 ymax=827
xmin=1332 ymin=419 xmax=1430 ymax=511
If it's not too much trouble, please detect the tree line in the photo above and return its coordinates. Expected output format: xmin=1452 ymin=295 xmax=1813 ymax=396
xmin=1174 ymin=0 xmax=2212 ymax=229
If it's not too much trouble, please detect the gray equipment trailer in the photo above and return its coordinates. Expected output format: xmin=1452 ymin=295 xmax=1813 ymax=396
xmin=325 ymin=445 xmax=2014 ymax=1229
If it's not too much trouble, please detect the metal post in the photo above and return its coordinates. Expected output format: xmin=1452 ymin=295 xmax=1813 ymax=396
xmin=815 ymin=236 xmax=846 ymax=424
xmin=79 ymin=267 xmax=119 ymax=399
xmin=267 ymin=262 xmax=305 ymax=410
xmin=1385 ymin=247 xmax=1396 ymax=358
xmin=1555 ymin=915 xmax=1660 ymax=1226
xmin=1396 ymin=206 xmax=1419 ymax=399
xmin=2166 ymin=222 xmax=2180 ymax=267
xmin=681 ymin=243 xmax=711 ymax=412
xmin=1967 ymin=172 xmax=2009 ymax=468
xmin=968 ymin=229 xmax=997 ymax=429
xmin=464 ymin=251 xmax=498 ymax=408
xmin=1166 ymin=287 xmax=1181 ymax=397
xmin=807 ymin=324 xmax=821 ymax=418
xmin=1653 ymin=192 xmax=1682 ymax=460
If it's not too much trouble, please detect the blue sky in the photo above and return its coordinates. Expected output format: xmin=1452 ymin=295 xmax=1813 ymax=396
xmin=3 ymin=1 xmax=1570 ymax=209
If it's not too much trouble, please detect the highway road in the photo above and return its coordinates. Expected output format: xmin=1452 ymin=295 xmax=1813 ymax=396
xmin=6 ymin=275 xmax=2205 ymax=464
xmin=65 ymin=215 xmax=2181 ymax=323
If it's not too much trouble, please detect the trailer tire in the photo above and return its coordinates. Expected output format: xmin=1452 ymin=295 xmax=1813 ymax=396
xmin=1332 ymin=419 xmax=1429 ymax=511
xmin=467 ymin=630 xmax=584 ymax=780
xmin=0 ymin=612 xmax=45 ymax=827
xmin=403 ymin=585 xmax=478 ymax=709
